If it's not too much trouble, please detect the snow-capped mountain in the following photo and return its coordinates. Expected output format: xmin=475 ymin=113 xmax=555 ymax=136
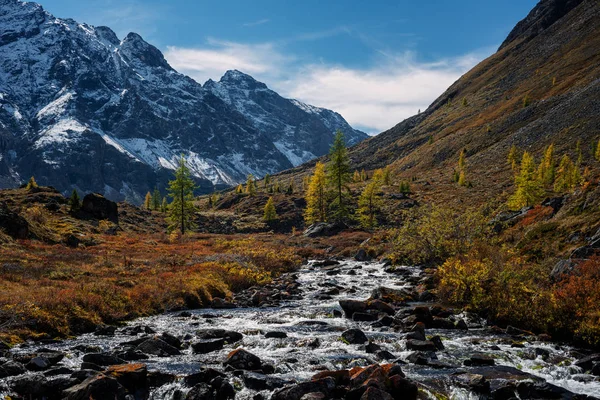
xmin=0 ymin=0 xmax=367 ymax=202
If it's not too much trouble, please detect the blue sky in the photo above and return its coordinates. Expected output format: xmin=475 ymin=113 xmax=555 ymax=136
xmin=39 ymin=0 xmax=537 ymax=133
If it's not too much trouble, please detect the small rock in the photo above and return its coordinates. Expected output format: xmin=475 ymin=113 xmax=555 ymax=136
xmin=192 ymin=338 xmax=225 ymax=354
xmin=224 ymin=348 xmax=262 ymax=371
xmin=342 ymin=328 xmax=368 ymax=344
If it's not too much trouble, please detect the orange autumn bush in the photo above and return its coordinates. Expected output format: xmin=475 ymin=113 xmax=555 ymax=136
xmin=0 ymin=233 xmax=303 ymax=343
xmin=553 ymin=256 xmax=600 ymax=345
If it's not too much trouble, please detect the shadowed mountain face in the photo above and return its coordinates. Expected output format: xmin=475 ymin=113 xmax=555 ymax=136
xmin=274 ymin=0 xmax=600 ymax=207
xmin=0 ymin=0 xmax=367 ymax=202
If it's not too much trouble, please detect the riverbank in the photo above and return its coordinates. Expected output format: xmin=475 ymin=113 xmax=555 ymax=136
xmin=0 ymin=230 xmax=376 ymax=345
xmin=1 ymin=259 xmax=599 ymax=399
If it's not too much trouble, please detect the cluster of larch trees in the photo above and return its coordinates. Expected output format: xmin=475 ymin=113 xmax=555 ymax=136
xmin=303 ymin=130 xmax=394 ymax=230
xmin=507 ymin=140 xmax=595 ymax=210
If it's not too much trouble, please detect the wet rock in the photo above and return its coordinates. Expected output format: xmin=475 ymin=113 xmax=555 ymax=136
xmin=366 ymin=342 xmax=382 ymax=353
xmin=360 ymin=386 xmax=393 ymax=400
xmin=192 ymin=338 xmax=225 ymax=354
xmin=62 ymin=373 xmax=125 ymax=400
xmin=0 ymin=360 xmax=26 ymax=378
xmin=106 ymin=363 xmax=148 ymax=399
xmin=184 ymin=368 xmax=226 ymax=387
xmin=376 ymin=350 xmax=396 ymax=361
xmin=313 ymin=259 xmax=340 ymax=267
xmin=224 ymin=348 xmax=262 ymax=371
xmin=211 ymin=297 xmax=236 ymax=309
xmin=452 ymin=372 xmax=490 ymax=394
xmin=464 ymin=354 xmax=496 ymax=366
xmin=160 ymin=332 xmax=182 ymax=349
xmin=45 ymin=366 xmax=74 ymax=376
xmin=271 ymin=377 xmax=336 ymax=400
xmin=265 ymin=331 xmax=288 ymax=339
xmin=148 ymin=370 xmax=176 ymax=388
xmin=455 ymin=319 xmax=469 ymax=330
xmin=368 ymin=299 xmax=395 ymax=315
xmin=388 ymin=375 xmax=418 ymax=399
xmin=353 ymin=312 xmax=379 ymax=322
xmin=197 ymin=329 xmax=243 ymax=343
xmin=70 ymin=370 xmax=99 ymax=383
xmin=114 ymin=349 xmax=149 ymax=361
xmin=355 ymin=249 xmax=371 ymax=262
xmin=26 ymin=355 xmax=51 ymax=371
xmin=430 ymin=316 xmax=456 ymax=329
xmin=300 ymin=393 xmax=326 ymax=400
xmin=574 ymin=353 xmax=600 ymax=371
xmin=10 ymin=373 xmax=47 ymax=396
xmin=311 ymin=370 xmax=351 ymax=386
xmin=506 ymin=325 xmax=534 ymax=336
xmin=120 ymin=325 xmax=156 ymax=335
xmin=342 ymin=328 xmax=368 ymax=344
xmin=94 ymin=325 xmax=117 ymax=336
xmin=430 ymin=336 xmax=445 ymax=350
xmin=136 ymin=338 xmax=181 ymax=357
xmin=243 ymin=371 xmax=291 ymax=390
xmin=406 ymin=351 xmax=433 ymax=365
xmin=80 ymin=362 xmax=105 ymax=371
xmin=371 ymin=287 xmax=413 ymax=304
xmin=185 ymin=383 xmax=213 ymax=400
xmin=339 ymin=299 xmax=368 ymax=318
xmin=517 ymin=380 xmax=582 ymax=399
xmin=82 ymin=353 xmax=125 ymax=367
xmin=406 ymin=339 xmax=437 ymax=352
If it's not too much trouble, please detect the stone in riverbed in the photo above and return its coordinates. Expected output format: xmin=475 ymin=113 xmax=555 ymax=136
xmin=106 ymin=363 xmax=148 ymax=399
xmin=0 ymin=361 xmax=26 ymax=378
xmin=197 ymin=329 xmax=243 ymax=343
xmin=464 ymin=354 xmax=495 ymax=366
xmin=388 ymin=375 xmax=418 ymax=399
xmin=192 ymin=338 xmax=225 ymax=354
xmin=353 ymin=312 xmax=378 ymax=322
xmin=243 ymin=371 xmax=291 ymax=390
xmin=406 ymin=339 xmax=437 ymax=352
xmin=265 ymin=331 xmax=288 ymax=339
xmin=341 ymin=328 xmax=368 ymax=344
xmin=360 ymin=386 xmax=393 ymax=400
xmin=224 ymin=348 xmax=262 ymax=371
xmin=271 ymin=377 xmax=336 ymax=400
xmin=26 ymin=356 xmax=51 ymax=371
xmin=136 ymin=338 xmax=181 ymax=357
xmin=82 ymin=353 xmax=125 ymax=367
xmin=339 ymin=299 xmax=367 ymax=318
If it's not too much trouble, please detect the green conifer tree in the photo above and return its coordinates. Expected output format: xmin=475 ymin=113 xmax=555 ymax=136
xmin=69 ymin=189 xmax=81 ymax=213
xmin=508 ymin=151 xmax=544 ymax=209
xmin=167 ymin=155 xmax=198 ymax=234
xmin=263 ymin=197 xmax=278 ymax=222
xmin=327 ymin=130 xmax=352 ymax=221
xmin=357 ymin=179 xmax=383 ymax=230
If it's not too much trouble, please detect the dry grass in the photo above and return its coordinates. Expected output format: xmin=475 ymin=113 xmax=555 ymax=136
xmin=0 ymin=232 xmax=304 ymax=343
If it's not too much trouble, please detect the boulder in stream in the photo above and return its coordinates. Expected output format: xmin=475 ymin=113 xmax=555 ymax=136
xmin=341 ymin=328 xmax=368 ymax=344
xmin=224 ymin=348 xmax=262 ymax=371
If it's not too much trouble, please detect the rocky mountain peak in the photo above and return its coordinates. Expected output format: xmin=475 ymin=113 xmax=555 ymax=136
xmin=120 ymin=32 xmax=173 ymax=70
xmin=499 ymin=0 xmax=585 ymax=50
xmin=95 ymin=26 xmax=120 ymax=46
xmin=220 ymin=70 xmax=267 ymax=90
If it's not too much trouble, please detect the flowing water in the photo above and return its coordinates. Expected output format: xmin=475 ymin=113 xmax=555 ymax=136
xmin=2 ymin=259 xmax=600 ymax=399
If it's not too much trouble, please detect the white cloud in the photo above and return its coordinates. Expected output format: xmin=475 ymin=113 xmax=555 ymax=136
xmin=242 ymin=18 xmax=270 ymax=27
xmin=165 ymin=39 xmax=292 ymax=85
xmin=164 ymin=40 xmax=492 ymax=133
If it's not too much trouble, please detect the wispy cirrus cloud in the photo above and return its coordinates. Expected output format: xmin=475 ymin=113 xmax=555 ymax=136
xmin=165 ymin=38 xmax=492 ymax=133
xmin=242 ymin=18 xmax=270 ymax=27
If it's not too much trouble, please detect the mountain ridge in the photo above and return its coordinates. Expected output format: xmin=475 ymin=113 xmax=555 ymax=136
xmin=0 ymin=0 xmax=367 ymax=202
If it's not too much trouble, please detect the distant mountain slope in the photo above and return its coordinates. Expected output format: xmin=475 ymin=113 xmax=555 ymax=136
xmin=0 ymin=0 xmax=367 ymax=202
xmin=275 ymin=0 xmax=600 ymax=207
